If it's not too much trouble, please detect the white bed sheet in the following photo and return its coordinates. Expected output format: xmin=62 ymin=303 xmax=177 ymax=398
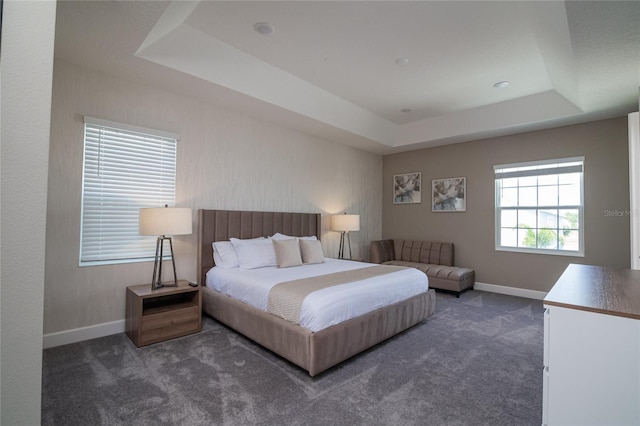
xmin=206 ymin=258 xmax=429 ymax=332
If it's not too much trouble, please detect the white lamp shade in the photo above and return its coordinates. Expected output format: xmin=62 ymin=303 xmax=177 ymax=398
xmin=139 ymin=207 xmax=192 ymax=236
xmin=331 ymin=214 xmax=360 ymax=232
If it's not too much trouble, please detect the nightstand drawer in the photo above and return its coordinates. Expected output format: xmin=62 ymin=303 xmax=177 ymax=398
xmin=139 ymin=319 xmax=200 ymax=345
xmin=141 ymin=305 xmax=199 ymax=331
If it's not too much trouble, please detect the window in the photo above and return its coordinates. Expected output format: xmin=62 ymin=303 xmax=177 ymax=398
xmin=494 ymin=157 xmax=584 ymax=256
xmin=80 ymin=117 xmax=178 ymax=266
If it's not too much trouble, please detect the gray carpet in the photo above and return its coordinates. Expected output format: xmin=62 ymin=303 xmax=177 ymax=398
xmin=42 ymin=290 xmax=543 ymax=425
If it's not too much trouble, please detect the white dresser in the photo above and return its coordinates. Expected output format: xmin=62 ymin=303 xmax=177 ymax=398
xmin=543 ymin=264 xmax=640 ymax=426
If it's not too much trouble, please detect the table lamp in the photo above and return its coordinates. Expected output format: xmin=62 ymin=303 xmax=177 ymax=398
xmin=139 ymin=205 xmax=192 ymax=290
xmin=331 ymin=213 xmax=360 ymax=260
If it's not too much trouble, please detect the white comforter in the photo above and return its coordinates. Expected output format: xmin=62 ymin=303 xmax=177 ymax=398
xmin=206 ymin=258 xmax=428 ymax=332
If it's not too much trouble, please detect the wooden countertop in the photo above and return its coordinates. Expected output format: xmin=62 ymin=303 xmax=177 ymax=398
xmin=544 ymin=264 xmax=640 ymax=320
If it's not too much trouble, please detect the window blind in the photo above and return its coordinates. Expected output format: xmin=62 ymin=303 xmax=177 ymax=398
xmin=494 ymin=157 xmax=583 ymax=179
xmin=79 ymin=118 xmax=178 ymax=265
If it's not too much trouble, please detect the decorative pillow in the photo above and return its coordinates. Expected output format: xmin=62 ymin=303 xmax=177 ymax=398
xmin=273 ymin=238 xmax=303 ymax=268
xmin=271 ymin=232 xmax=291 ymax=240
xmin=271 ymin=232 xmax=318 ymax=241
xmin=230 ymin=237 xmax=277 ymax=269
xmin=212 ymin=241 xmax=239 ymax=268
xmin=300 ymin=239 xmax=325 ymax=264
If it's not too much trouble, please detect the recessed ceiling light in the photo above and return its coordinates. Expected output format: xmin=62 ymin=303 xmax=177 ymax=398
xmin=395 ymin=57 xmax=409 ymax=66
xmin=401 ymin=108 xmax=412 ymax=113
xmin=493 ymin=80 xmax=510 ymax=89
xmin=254 ymin=22 xmax=275 ymax=35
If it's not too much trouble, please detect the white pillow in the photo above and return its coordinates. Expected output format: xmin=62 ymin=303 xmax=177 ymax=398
xmin=300 ymin=239 xmax=325 ymax=264
xmin=212 ymin=241 xmax=239 ymax=268
xmin=272 ymin=232 xmax=318 ymax=241
xmin=273 ymin=238 xmax=303 ymax=268
xmin=230 ymin=237 xmax=277 ymax=269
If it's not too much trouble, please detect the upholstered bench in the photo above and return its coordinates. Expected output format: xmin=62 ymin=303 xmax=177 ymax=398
xmin=370 ymin=239 xmax=475 ymax=297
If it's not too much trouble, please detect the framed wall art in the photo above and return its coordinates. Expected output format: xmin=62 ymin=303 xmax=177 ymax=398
xmin=432 ymin=177 xmax=466 ymax=212
xmin=393 ymin=172 xmax=421 ymax=204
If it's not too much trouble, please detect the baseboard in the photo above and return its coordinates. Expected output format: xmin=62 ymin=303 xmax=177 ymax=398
xmin=43 ymin=319 xmax=125 ymax=349
xmin=473 ymin=282 xmax=547 ymax=300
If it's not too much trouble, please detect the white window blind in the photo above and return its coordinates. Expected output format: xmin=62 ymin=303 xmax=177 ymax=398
xmin=80 ymin=117 xmax=178 ymax=265
xmin=494 ymin=157 xmax=584 ymax=256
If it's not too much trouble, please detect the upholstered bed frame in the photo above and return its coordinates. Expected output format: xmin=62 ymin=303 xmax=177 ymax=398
xmin=197 ymin=209 xmax=436 ymax=376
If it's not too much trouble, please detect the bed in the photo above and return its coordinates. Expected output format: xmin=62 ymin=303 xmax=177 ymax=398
xmin=197 ymin=209 xmax=436 ymax=376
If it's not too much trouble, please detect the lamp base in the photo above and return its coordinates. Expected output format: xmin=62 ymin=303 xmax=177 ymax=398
xmin=151 ymin=281 xmax=179 ymax=291
xmin=337 ymin=231 xmax=353 ymax=260
xmin=151 ymin=236 xmax=179 ymax=290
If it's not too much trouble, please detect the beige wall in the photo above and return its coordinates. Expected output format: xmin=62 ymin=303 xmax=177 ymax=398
xmin=1 ymin=1 xmax=56 ymax=423
xmin=45 ymin=60 xmax=382 ymax=334
xmin=383 ymin=117 xmax=630 ymax=292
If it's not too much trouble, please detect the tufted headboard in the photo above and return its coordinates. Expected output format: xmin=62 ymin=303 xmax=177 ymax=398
xmin=197 ymin=209 xmax=322 ymax=285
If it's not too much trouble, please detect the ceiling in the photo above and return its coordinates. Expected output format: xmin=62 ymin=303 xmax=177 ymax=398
xmin=54 ymin=1 xmax=640 ymax=155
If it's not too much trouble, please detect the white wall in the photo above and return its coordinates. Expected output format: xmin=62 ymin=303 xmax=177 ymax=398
xmin=631 ymin=111 xmax=640 ymax=269
xmin=45 ymin=59 xmax=383 ymax=336
xmin=0 ymin=1 xmax=56 ymax=424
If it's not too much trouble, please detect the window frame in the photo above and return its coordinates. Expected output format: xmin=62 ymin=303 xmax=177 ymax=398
xmin=79 ymin=116 xmax=179 ymax=266
xmin=494 ymin=156 xmax=585 ymax=257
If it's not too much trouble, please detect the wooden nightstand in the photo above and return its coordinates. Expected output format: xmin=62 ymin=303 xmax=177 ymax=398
xmin=125 ymin=280 xmax=202 ymax=347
